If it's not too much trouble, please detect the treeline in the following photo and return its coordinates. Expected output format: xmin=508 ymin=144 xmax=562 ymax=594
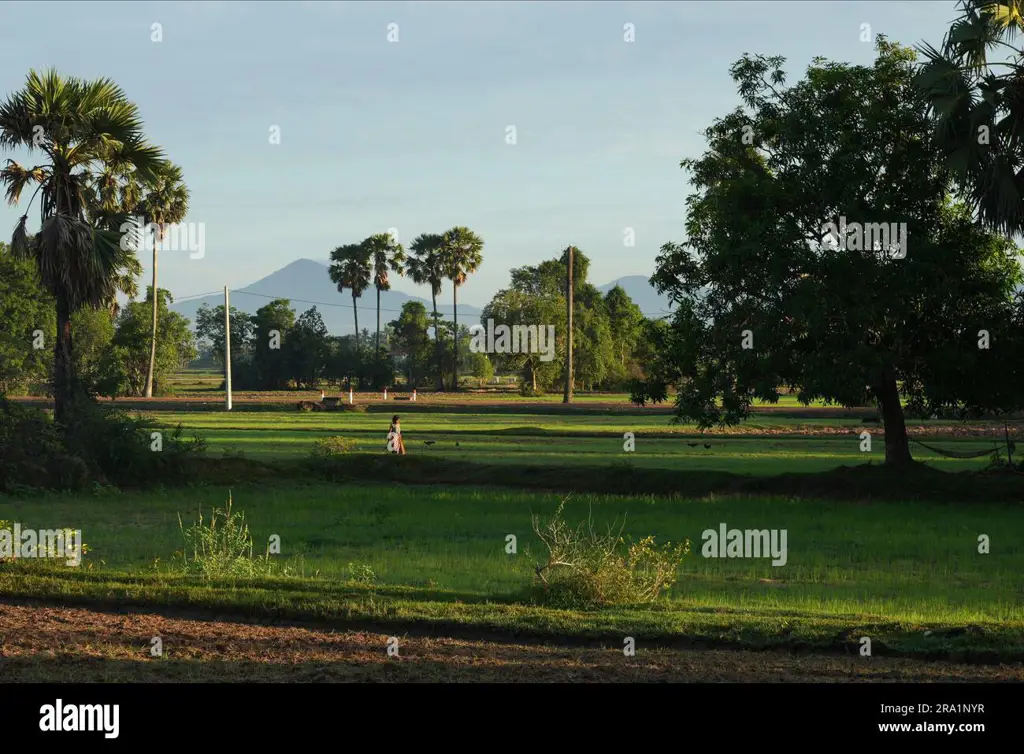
xmin=0 ymin=242 xmax=195 ymax=398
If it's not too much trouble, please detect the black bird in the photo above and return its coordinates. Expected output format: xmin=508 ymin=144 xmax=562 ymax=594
xmin=687 ymin=442 xmax=698 ymax=447
xmin=424 ymin=440 xmax=435 ymax=446
xmin=455 ymin=442 xmax=460 ymax=448
xmin=704 ymin=443 xmax=712 ymax=449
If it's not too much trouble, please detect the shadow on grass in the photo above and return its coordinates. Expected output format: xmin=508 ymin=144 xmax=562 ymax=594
xmin=209 ymin=454 xmax=1024 ymax=504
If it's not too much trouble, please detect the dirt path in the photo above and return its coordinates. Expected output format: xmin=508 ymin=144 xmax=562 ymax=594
xmin=1 ymin=603 xmax=1020 ymax=682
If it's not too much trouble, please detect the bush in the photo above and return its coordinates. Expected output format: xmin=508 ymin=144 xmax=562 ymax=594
xmin=0 ymin=395 xmax=83 ymax=492
xmin=0 ymin=395 xmax=207 ymax=492
xmin=528 ymin=498 xmax=690 ymax=608
xmin=61 ymin=400 xmax=207 ymax=487
xmin=175 ymin=493 xmax=271 ymax=579
xmin=518 ymin=382 xmax=545 ymax=397
xmin=309 ymin=436 xmax=358 ymax=459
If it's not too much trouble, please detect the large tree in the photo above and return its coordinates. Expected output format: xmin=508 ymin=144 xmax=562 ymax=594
xmin=631 ymin=38 xmax=1024 ymax=467
xmin=328 ymin=243 xmax=371 ymax=352
xmin=916 ymin=0 xmax=1024 ymax=235
xmin=194 ymin=302 xmax=253 ymax=377
xmin=0 ymin=70 xmax=163 ymax=423
xmin=441 ymin=226 xmax=484 ymax=391
xmin=363 ymin=232 xmax=406 ymax=353
xmin=389 ymin=301 xmax=431 ymax=388
xmin=407 ymin=232 xmax=446 ymax=391
xmin=103 ymin=288 xmax=196 ymax=396
xmin=136 ymin=161 xmax=189 ymax=398
xmin=251 ymin=298 xmax=295 ymax=390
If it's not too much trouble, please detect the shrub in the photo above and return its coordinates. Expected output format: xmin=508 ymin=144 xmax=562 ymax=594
xmin=309 ymin=436 xmax=358 ymax=459
xmin=528 ymin=498 xmax=690 ymax=608
xmin=0 ymin=519 xmax=90 ymax=567
xmin=344 ymin=562 xmax=379 ymax=585
xmin=175 ymin=493 xmax=271 ymax=579
xmin=61 ymin=400 xmax=207 ymax=487
xmin=0 ymin=395 xmax=83 ymax=492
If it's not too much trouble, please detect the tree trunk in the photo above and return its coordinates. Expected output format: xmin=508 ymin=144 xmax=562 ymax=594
xmin=53 ymin=294 xmax=74 ymax=427
xmin=876 ymin=365 xmax=913 ymax=467
xmin=375 ymin=286 xmax=381 ymax=353
xmin=352 ymin=293 xmax=360 ymax=351
xmin=144 ymin=237 xmax=158 ymax=398
xmin=452 ymin=283 xmax=459 ymax=392
xmin=432 ymin=290 xmax=444 ymax=392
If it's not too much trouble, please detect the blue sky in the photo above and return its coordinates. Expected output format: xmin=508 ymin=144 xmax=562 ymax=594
xmin=0 ymin=0 xmax=958 ymax=308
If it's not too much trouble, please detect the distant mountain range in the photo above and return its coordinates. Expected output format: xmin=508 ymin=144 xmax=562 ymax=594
xmin=171 ymin=259 xmax=672 ymax=335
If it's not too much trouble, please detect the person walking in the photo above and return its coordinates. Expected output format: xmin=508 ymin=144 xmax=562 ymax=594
xmin=386 ymin=414 xmax=406 ymax=455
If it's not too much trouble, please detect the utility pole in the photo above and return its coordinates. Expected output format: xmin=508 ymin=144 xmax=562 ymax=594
xmin=563 ymin=245 xmax=574 ymax=404
xmin=224 ymin=286 xmax=232 ymax=411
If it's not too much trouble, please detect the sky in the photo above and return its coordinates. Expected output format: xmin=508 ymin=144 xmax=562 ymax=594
xmin=0 ymin=0 xmax=960 ymax=308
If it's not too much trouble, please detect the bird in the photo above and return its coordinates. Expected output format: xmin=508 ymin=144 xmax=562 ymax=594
xmin=424 ymin=440 xmax=435 ymax=446
xmin=455 ymin=442 xmax=460 ymax=448
xmin=704 ymin=443 xmax=712 ymax=449
xmin=687 ymin=442 xmax=698 ymax=447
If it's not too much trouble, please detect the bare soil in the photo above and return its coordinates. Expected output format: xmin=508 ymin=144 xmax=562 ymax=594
xmin=2 ymin=603 xmax=1021 ymax=682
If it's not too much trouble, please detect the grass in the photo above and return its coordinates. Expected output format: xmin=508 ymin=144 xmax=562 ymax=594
xmin=3 ymin=389 xmax=1022 ymax=674
xmin=1 ymin=482 xmax=1022 ymax=661
xmin=137 ymin=408 xmax=1010 ymax=474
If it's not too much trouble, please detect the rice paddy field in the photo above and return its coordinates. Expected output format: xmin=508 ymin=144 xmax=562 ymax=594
xmin=2 ymin=378 xmax=1023 ymax=682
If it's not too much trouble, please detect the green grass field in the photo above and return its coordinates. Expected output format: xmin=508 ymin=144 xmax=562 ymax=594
xmin=2 ymin=482 xmax=1022 ymax=662
xmin=3 ymin=390 xmax=1023 ymax=669
xmin=141 ymin=408 xmax=1007 ymax=474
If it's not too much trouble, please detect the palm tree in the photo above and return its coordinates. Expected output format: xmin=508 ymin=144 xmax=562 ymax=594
xmin=137 ymin=161 xmax=189 ymax=398
xmin=407 ymin=232 xmax=446 ymax=391
xmin=363 ymin=232 xmax=406 ymax=353
xmin=917 ymin=0 xmax=1024 ymax=235
xmin=87 ymin=161 xmax=144 ymax=317
xmin=328 ymin=243 xmax=371 ymax=352
xmin=440 ymin=226 xmax=484 ymax=391
xmin=0 ymin=69 xmax=163 ymax=423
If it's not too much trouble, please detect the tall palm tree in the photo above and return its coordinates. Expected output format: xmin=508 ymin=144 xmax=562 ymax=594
xmin=0 ymin=69 xmax=163 ymax=423
xmin=328 ymin=243 xmax=371 ymax=352
xmin=137 ymin=161 xmax=189 ymax=397
xmin=440 ymin=226 xmax=484 ymax=391
xmin=917 ymin=0 xmax=1024 ymax=235
xmin=362 ymin=232 xmax=406 ymax=353
xmin=407 ymin=232 xmax=446 ymax=391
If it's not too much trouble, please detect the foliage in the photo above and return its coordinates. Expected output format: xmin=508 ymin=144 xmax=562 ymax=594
xmin=0 ymin=68 xmax=164 ymax=424
xmin=309 ymin=436 xmax=358 ymax=459
xmin=632 ymin=38 xmax=1024 ymax=466
xmin=529 ymin=499 xmax=690 ymax=608
xmin=175 ymin=494 xmax=271 ymax=579
xmin=916 ymin=0 xmax=1024 ymax=235
xmin=195 ymin=302 xmax=253 ymax=373
xmin=285 ymin=307 xmax=331 ymax=389
xmin=250 ymin=298 xmax=295 ymax=390
xmin=105 ymin=289 xmax=196 ymax=396
xmin=389 ymin=301 xmax=432 ymax=388
xmin=441 ymin=226 xmax=485 ymax=390
xmin=0 ymin=242 xmax=55 ymax=394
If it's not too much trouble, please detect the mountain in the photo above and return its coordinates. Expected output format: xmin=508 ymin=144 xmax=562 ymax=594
xmin=171 ymin=261 xmax=672 ymax=336
xmin=598 ymin=275 xmax=674 ymax=318
xmin=171 ymin=259 xmax=482 ymax=336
